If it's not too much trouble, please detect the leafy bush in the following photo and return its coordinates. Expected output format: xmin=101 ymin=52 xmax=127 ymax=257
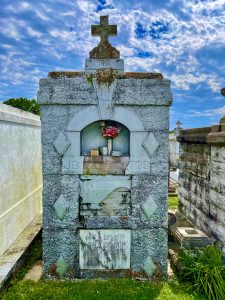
xmin=179 ymin=245 xmax=225 ymax=300
xmin=3 ymin=97 xmax=40 ymax=115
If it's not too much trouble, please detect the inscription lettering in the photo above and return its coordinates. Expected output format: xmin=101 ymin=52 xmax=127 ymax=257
xmin=126 ymin=160 xmax=150 ymax=173
xmin=63 ymin=159 xmax=79 ymax=171
xmin=79 ymin=229 xmax=131 ymax=269
xmin=71 ymin=161 xmax=78 ymax=170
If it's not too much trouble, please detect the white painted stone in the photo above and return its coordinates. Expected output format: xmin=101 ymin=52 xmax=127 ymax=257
xmin=0 ymin=262 xmax=14 ymax=277
xmin=85 ymin=58 xmax=124 ymax=73
xmin=142 ymin=257 xmax=157 ymax=277
xmin=0 ymin=104 xmax=42 ymax=257
xmin=0 ymin=103 xmax=40 ymax=126
xmin=64 ymin=132 xmax=81 ymax=156
xmin=62 ymin=156 xmax=84 ymax=174
xmin=67 ymin=106 xmax=144 ymax=132
xmin=169 ymin=132 xmax=180 ymax=168
xmin=125 ymin=132 xmax=151 ymax=174
xmin=142 ymin=196 xmax=158 ymax=219
xmin=56 ymin=256 xmax=69 ymax=276
xmin=67 ymin=106 xmax=99 ymax=132
xmin=53 ymin=132 xmax=71 ymax=156
xmin=53 ymin=195 xmax=69 ymax=219
xmin=113 ymin=107 xmax=144 ymax=131
xmin=79 ymin=229 xmax=131 ymax=269
xmin=142 ymin=132 xmax=159 ymax=157
xmin=93 ymin=78 xmax=117 ymax=119
xmin=125 ymin=159 xmax=150 ymax=175
xmin=130 ymin=132 xmax=150 ymax=159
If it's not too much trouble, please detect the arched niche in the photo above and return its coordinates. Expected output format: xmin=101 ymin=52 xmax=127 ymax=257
xmin=67 ymin=106 xmax=144 ymax=132
xmin=81 ymin=120 xmax=130 ymax=156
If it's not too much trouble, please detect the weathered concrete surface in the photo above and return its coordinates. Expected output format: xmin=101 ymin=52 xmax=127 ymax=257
xmin=0 ymin=104 xmax=42 ymax=257
xmin=177 ymin=117 xmax=225 ymax=254
xmin=38 ymin=70 xmax=172 ymax=279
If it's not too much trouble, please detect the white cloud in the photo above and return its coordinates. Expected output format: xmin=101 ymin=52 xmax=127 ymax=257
xmin=207 ymin=74 xmax=223 ymax=93
xmin=0 ymin=19 xmax=23 ymax=41
xmin=35 ymin=9 xmax=50 ymax=21
xmin=6 ymin=1 xmax=31 ymax=13
xmin=188 ymin=105 xmax=225 ymax=117
xmin=27 ymin=27 xmax=42 ymax=38
xmin=0 ymin=0 xmax=224 ymax=103
xmin=169 ymin=73 xmax=207 ymax=90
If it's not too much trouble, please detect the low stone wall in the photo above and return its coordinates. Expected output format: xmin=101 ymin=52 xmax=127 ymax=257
xmin=177 ymin=118 xmax=225 ymax=253
xmin=0 ymin=104 xmax=42 ymax=257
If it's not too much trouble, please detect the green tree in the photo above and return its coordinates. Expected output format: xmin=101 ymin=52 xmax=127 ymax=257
xmin=3 ymin=97 xmax=40 ymax=115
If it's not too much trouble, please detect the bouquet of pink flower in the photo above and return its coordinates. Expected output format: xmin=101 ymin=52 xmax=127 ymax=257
xmin=101 ymin=122 xmax=120 ymax=138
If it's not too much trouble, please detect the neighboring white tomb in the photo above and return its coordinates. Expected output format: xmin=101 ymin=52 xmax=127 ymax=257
xmin=169 ymin=120 xmax=182 ymax=170
xmin=38 ymin=15 xmax=172 ymax=279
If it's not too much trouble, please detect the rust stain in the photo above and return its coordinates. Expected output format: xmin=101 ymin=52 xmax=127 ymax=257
xmin=124 ymin=72 xmax=163 ymax=79
xmin=96 ymin=68 xmax=115 ymax=85
xmin=48 ymin=71 xmax=84 ymax=78
xmin=49 ymin=263 xmax=57 ymax=276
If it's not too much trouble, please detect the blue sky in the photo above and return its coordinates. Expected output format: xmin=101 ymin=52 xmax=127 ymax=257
xmin=0 ymin=0 xmax=225 ymax=129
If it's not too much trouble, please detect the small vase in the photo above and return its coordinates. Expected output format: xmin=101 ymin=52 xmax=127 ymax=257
xmin=107 ymin=138 xmax=113 ymax=156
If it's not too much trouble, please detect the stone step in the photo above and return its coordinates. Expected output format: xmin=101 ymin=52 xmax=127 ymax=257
xmin=171 ymin=226 xmax=212 ymax=249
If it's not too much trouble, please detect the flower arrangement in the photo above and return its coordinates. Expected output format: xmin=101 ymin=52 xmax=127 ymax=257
xmin=100 ymin=121 xmax=120 ymax=139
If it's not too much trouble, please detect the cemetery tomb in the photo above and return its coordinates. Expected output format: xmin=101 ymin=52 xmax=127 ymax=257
xmin=38 ymin=15 xmax=172 ymax=279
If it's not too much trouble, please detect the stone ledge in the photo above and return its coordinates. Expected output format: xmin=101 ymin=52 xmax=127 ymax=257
xmin=207 ymin=131 xmax=225 ymax=145
xmin=47 ymin=71 xmax=163 ymax=80
xmin=177 ymin=127 xmax=211 ymax=144
xmin=0 ymin=214 xmax=42 ymax=294
xmin=0 ymin=104 xmax=40 ymax=127
xmin=48 ymin=71 xmax=84 ymax=78
xmin=177 ymin=123 xmax=225 ymax=145
xmin=38 ymin=78 xmax=171 ymax=106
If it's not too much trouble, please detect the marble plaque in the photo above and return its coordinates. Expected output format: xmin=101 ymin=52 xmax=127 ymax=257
xmin=79 ymin=229 xmax=131 ymax=269
xmin=80 ymin=176 xmax=131 ymax=216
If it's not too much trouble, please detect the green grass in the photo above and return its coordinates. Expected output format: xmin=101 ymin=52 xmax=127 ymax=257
xmin=168 ymin=196 xmax=179 ymax=209
xmin=3 ymin=279 xmax=206 ymax=300
xmin=179 ymin=246 xmax=225 ymax=300
xmin=1 ymin=200 xmax=208 ymax=300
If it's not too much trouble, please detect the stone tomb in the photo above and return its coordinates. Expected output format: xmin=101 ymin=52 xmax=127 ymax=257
xmin=38 ymin=16 xmax=172 ymax=279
